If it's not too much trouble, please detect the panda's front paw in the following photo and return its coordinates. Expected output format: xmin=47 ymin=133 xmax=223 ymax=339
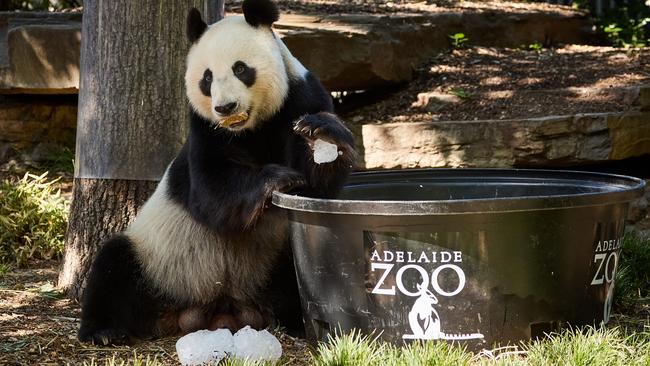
xmin=261 ymin=164 xmax=306 ymax=195
xmin=78 ymin=328 xmax=130 ymax=345
xmin=242 ymin=165 xmax=305 ymax=228
xmin=293 ymin=112 xmax=355 ymax=153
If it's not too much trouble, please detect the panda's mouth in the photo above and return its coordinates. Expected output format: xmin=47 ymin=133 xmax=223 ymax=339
xmin=218 ymin=111 xmax=249 ymax=129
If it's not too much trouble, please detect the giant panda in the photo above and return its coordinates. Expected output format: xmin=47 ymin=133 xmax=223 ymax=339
xmin=78 ymin=0 xmax=355 ymax=345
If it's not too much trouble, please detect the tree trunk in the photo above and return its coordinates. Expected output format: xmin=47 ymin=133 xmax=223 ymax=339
xmin=59 ymin=0 xmax=223 ymax=301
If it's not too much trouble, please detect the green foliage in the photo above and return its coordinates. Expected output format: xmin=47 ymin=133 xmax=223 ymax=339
xmin=84 ymin=353 xmax=163 ymax=366
xmin=0 ymin=172 xmax=69 ymax=266
xmin=527 ymin=42 xmax=543 ymax=51
xmin=449 ymin=87 xmax=472 ymax=100
xmin=524 ymin=327 xmax=649 ymax=366
xmin=31 ymin=281 xmax=65 ymax=300
xmin=311 ymin=327 xmax=650 ymax=365
xmin=221 ymin=358 xmax=282 ymax=366
xmin=394 ymin=341 xmax=473 ymax=366
xmin=449 ymin=33 xmax=469 ymax=49
xmin=312 ymin=330 xmax=387 ymax=366
xmin=0 ymin=262 xmax=9 ymax=278
xmin=614 ymin=234 xmax=650 ymax=308
xmin=0 ymin=339 xmax=28 ymax=353
xmin=0 ymin=0 xmax=81 ymax=11
xmin=38 ymin=146 xmax=75 ymax=174
xmin=578 ymin=0 xmax=650 ymax=48
xmin=599 ymin=17 xmax=649 ymax=48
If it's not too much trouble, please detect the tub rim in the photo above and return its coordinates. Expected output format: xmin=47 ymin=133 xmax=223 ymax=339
xmin=272 ymin=168 xmax=646 ymax=216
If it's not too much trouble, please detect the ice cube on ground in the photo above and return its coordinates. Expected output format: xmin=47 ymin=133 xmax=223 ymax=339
xmin=176 ymin=328 xmax=233 ymax=366
xmin=232 ymin=326 xmax=283 ymax=362
xmin=313 ymin=138 xmax=339 ymax=164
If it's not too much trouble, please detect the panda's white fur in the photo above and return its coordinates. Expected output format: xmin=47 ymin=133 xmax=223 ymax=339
xmin=126 ymin=169 xmax=288 ymax=305
xmin=185 ymin=16 xmax=293 ymax=131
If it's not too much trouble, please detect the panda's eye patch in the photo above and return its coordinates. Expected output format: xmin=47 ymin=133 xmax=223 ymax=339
xmin=199 ymin=69 xmax=212 ymax=97
xmin=202 ymin=69 xmax=212 ymax=83
xmin=233 ymin=62 xmax=247 ymax=75
xmin=232 ymin=61 xmax=256 ymax=88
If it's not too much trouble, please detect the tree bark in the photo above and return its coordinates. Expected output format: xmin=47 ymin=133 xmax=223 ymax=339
xmin=59 ymin=0 xmax=222 ymax=301
xmin=59 ymin=179 xmax=157 ymax=300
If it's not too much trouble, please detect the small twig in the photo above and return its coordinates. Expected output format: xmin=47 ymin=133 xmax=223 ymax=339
xmin=50 ymin=316 xmax=79 ymax=322
xmin=43 ymin=335 xmax=58 ymax=350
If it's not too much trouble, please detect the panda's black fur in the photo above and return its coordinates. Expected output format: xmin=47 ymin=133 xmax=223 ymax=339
xmin=78 ymin=0 xmax=355 ymax=345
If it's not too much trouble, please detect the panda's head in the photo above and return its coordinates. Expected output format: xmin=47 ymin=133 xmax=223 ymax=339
xmin=185 ymin=0 xmax=289 ymax=131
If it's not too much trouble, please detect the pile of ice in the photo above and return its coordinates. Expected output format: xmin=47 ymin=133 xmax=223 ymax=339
xmin=176 ymin=326 xmax=282 ymax=365
xmin=313 ymin=138 xmax=340 ymax=164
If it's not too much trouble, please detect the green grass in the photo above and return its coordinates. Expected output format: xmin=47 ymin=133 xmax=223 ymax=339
xmin=84 ymin=353 xmax=163 ymax=366
xmin=313 ymin=330 xmax=388 ymax=366
xmin=311 ymin=327 xmax=650 ymax=366
xmin=449 ymin=87 xmax=472 ymax=100
xmin=38 ymin=146 xmax=75 ymax=174
xmin=85 ymin=353 xmax=284 ymax=366
xmin=614 ymin=234 xmax=650 ymax=309
xmin=523 ymin=327 xmax=648 ymax=366
xmin=0 ymin=172 xmax=69 ymax=266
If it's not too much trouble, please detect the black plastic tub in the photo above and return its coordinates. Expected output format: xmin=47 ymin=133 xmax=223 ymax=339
xmin=273 ymin=169 xmax=645 ymax=348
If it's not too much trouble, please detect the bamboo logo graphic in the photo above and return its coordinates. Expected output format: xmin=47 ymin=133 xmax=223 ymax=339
xmin=402 ymin=282 xmax=484 ymax=341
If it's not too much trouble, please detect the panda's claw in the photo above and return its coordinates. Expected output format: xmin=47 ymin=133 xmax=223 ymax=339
xmin=293 ymin=113 xmax=353 ymax=150
xmin=79 ymin=328 xmax=131 ymax=346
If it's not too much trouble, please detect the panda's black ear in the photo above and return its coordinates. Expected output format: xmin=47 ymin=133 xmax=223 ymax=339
xmin=187 ymin=7 xmax=207 ymax=43
xmin=242 ymin=0 xmax=279 ymax=28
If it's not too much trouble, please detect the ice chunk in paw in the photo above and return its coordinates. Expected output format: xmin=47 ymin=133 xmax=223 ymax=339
xmin=313 ymin=138 xmax=339 ymax=164
xmin=232 ymin=326 xmax=283 ymax=362
xmin=176 ymin=328 xmax=233 ymax=366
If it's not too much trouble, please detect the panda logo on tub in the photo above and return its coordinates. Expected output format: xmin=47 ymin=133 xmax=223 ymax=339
xmin=78 ymin=0 xmax=355 ymax=345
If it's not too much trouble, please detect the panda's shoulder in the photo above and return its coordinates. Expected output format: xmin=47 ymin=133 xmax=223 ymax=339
xmin=284 ymin=71 xmax=333 ymax=114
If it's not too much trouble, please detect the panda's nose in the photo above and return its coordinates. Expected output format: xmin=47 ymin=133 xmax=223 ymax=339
xmin=214 ymin=102 xmax=238 ymax=115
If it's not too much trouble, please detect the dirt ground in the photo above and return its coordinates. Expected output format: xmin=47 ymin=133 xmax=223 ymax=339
xmin=230 ymin=0 xmax=582 ymax=16
xmin=340 ymin=45 xmax=650 ymax=124
xmin=1 ymin=260 xmax=648 ymax=365
xmin=0 ymin=262 xmax=312 ymax=365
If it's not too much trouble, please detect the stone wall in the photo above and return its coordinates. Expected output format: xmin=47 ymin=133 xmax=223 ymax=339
xmin=0 ymin=95 xmax=77 ymax=162
xmin=358 ymin=110 xmax=650 ymax=170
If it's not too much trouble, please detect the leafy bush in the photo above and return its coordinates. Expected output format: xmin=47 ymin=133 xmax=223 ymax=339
xmin=579 ymin=0 xmax=650 ymax=48
xmin=599 ymin=16 xmax=649 ymax=48
xmin=614 ymin=234 xmax=650 ymax=308
xmin=0 ymin=172 xmax=69 ymax=266
xmin=0 ymin=0 xmax=81 ymax=11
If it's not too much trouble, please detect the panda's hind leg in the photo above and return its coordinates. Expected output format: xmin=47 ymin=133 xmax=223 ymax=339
xmin=78 ymin=235 xmax=166 ymax=345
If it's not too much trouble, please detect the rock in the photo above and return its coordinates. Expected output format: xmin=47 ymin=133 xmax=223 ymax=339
xmin=639 ymin=84 xmax=650 ymax=111
xmin=628 ymin=194 xmax=648 ymax=223
xmin=357 ymin=111 xmax=650 ymax=170
xmin=0 ymin=13 xmax=81 ymax=94
xmin=277 ymin=10 xmax=594 ymax=90
xmin=411 ymin=92 xmax=462 ymax=112
xmin=608 ymin=112 xmax=650 ymax=160
xmin=0 ymin=96 xmax=76 ymax=161
xmin=0 ymin=9 xmax=594 ymax=93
